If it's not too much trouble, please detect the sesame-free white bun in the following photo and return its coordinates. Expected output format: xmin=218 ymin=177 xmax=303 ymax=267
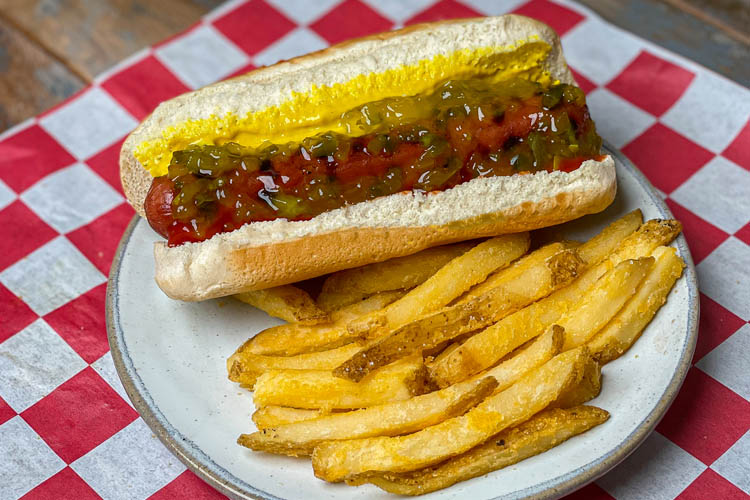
xmin=120 ymin=15 xmax=616 ymax=301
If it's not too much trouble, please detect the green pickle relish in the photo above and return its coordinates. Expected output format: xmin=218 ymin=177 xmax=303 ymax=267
xmin=145 ymin=78 xmax=603 ymax=246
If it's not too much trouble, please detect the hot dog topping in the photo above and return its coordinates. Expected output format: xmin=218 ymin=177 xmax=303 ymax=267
xmin=145 ymin=78 xmax=602 ymax=246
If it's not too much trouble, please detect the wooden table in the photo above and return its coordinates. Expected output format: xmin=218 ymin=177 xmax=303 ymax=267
xmin=0 ymin=0 xmax=747 ymax=132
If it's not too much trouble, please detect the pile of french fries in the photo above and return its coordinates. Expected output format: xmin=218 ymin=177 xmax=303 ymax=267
xmin=228 ymin=209 xmax=685 ymax=495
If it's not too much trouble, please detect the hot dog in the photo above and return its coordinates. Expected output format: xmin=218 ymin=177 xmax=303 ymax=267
xmin=120 ymin=15 xmax=616 ymax=301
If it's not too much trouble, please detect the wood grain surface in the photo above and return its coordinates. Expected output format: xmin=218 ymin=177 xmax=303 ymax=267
xmin=0 ymin=17 xmax=85 ymax=131
xmin=0 ymin=0 xmax=747 ymax=132
xmin=0 ymin=0 xmax=224 ymax=81
xmin=578 ymin=0 xmax=750 ymax=87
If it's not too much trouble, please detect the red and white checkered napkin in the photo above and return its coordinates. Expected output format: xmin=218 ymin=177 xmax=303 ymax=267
xmin=1 ymin=0 xmax=748 ymax=498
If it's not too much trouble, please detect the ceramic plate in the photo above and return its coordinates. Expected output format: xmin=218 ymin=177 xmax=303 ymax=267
xmin=107 ymin=143 xmax=698 ymax=500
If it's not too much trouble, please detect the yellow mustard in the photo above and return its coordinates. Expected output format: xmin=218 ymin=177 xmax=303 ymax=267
xmin=135 ymin=39 xmax=554 ymax=177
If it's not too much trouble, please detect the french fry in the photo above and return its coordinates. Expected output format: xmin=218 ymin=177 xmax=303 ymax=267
xmin=408 ymin=214 xmax=657 ymax=380
xmin=525 ymin=218 xmax=678 ymax=320
xmin=243 ymin=291 xmax=404 ymax=356
xmin=316 ymin=243 xmax=473 ymax=312
xmin=311 ymin=347 xmax=591 ymax=482
xmin=605 ymin=219 xmax=681 ymax=267
xmin=536 ymin=219 xmax=681 ymax=325
xmin=457 ymin=240 xmax=580 ymax=303
xmin=550 ymin=355 xmax=602 ymax=408
xmin=471 ymin=324 xmax=564 ymax=393
xmin=427 ymin=337 xmax=468 ymax=368
xmin=425 ymin=218 xmax=681 ymax=387
xmin=346 ymin=233 xmax=530 ymax=339
xmin=534 ymin=218 xmax=677 ymax=310
xmin=235 ymin=285 xmax=328 ymax=324
xmin=450 ymin=210 xmax=645 ymax=317
xmin=253 ymin=407 xmax=326 ymax=429
xmin=367 ymin=406 xmax=609 ymax=495
xmin=228 ymin=343 xmax=362 ymax=389
xmin=253 ymin=355 xmax=428 ymax=410
xmin=561 ymin=256 xmax=654 ymax=351
xmin=334 ymin=244 xmax=581 ymax=381
xmin=430 ymin=257 xmax=653 ymax=387
xmin=239 ymin=377 xmax=497 ymax=457
xmin=575 ymin=209 xmax=643 ymax=265
xmin=588 ymin=246 xmax=685 ymax=364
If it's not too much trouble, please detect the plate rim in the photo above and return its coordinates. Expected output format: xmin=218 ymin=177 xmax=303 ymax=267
xmin=106 ymin=143 xmax=699 ymax=500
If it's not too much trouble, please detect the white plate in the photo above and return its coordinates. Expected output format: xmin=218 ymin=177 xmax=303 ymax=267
xmin=107 ymin=144 xmax=698 ymax=500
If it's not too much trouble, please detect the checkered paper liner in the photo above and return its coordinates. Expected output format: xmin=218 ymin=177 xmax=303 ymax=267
xmin=1 ymin=0 xmax=749 ymax=498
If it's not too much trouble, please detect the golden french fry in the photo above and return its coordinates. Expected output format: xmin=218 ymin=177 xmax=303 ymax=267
xmin=425 ymin=218 xmax=681 ymax=388
xmin=252 ymin=407 xmax=327 ymax=429
xmin=575 ymin=209 xmax=643 ymax=264
xmin=458 ymin=240 xmax=580 ymax=303
xmin=346 ymin=233 xmax=530 ymax=339
xmin=544 ymin=219 xmax=682 ymax=326
xmin=239 ymin=377 xmax=497 ymax=457
xmin=334 ymin=244 xmax=580 ymax=382
xmin=243 ymin=291 xmax=404 ymax=356
xmin=253 ymin=355 xmax=428 ymax=410
xmin=550 ymin=355 xmax=601 ymax=408
xmin=588 ymin=246 xmax=685 ymax=364
xmin=427 ymin=339 xmax=464 ymax=368
xmin=529 ymin=218 xmax=680 ymax=321
xmin=605 ymin=219 xmax=681 ymax=266
xmin=543 ymin=218 xmax=680 ymax=312
xmin=431 ymin=257 xmax=653 ymax=387
xmin=561 ymin=257 xmax=653 ymax=351
xmin=472 ymin=324 xmax=564 ymax=393
xmin=235 ymin=285 xmax=328 ymax=324
xmin=530 ymin=217 xmax=679 ymax=321
xmin=367 ymin=406 xmax=609 ymax=495
xmin=228 ymin=343 xmax=362 ymax=389
xmin=317 ymin=243 xmax=473 ymax=312
xmin=311 ymin=347 xmax=591 ymax=482
xmin=413 ymin=215 xmax=666 ymax=384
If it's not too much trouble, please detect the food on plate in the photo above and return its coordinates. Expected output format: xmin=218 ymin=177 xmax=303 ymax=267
xmin=239 ymin=377 xmax=497 ymax=457
xmin=311 ymin=347 xmax=593 ymax=482
xmin=334 ymin=243 xmax=581 ymax=381
xmin=549 ymin=354 xmax=602 ymax=409
xmin=345 ymin=233 xmax=530 ymax=338
xmin=467 ymin=324 xmax=563 ymax=392
xmin=241 ymin=290 xmax=404 ymax=356
xmin=316 ymin=243 xmax=474 ymax=312
xmin=426 ymin=218 xmax=681 ymax=387
xmin=252 ymin=355 xmax=428 ymax=410
xmin=228 ymin=343 xmax=362 ymax=389
xmin=252 ymin=406 xmax=327 ymax=430
xmin=119 ymin=15 xmax=616 ymax=301
xmin=229 ymin=212 xmax=686 ymax=494
xmin=234 ymin=285 xmax=327 ymax=324
xmin=454 ymin=239 xmax=580 ymax=305
xmin=366 ymin=406 xmax=610 ymax=495
xmin=429 ymin=257 xmax=653 ymax=387
xmin=559 ymin=257 xmax=653 ymax=350
xmin=588 ymin=246 xmax=685 ymax=363
xmin=328 ymin=210 xmax=643 ymax=382
xmin=573 ymin=209 xmax=643 ymax=264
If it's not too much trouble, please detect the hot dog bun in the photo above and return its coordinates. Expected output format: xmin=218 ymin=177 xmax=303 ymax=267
xmin=120 ymin=15 xmax=616 ymax=301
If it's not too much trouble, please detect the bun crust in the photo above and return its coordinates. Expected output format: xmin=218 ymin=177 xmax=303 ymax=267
xmin=120 ymin=15 xmax=616 ymax=301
